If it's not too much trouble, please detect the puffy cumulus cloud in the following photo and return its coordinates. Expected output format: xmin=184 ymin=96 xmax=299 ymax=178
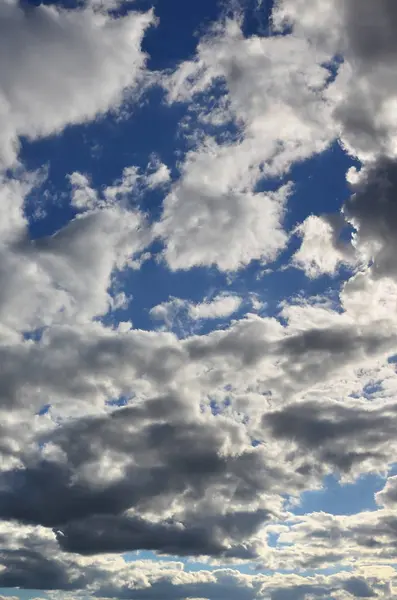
xmin=94 ymin=567 xmax=396 ymax=599
xmin=0 ymin=389 xmax=292 ymax=559
xmin=70 ymin=158 xmax=171 ymax=212
xmin=0 ymin=532 xmax=392 ymax=600
xmin=155 ymin=145 xmax=292 ymax=271
xmin=149 ymin=296 xmax=188 ymax=329
xmin=96 ymin=569 xmax=377 ymax=600
xmin=149 ymin=293 xmax=244 ymax=331
xmin=273 ymin=0 xmax=397 ymax=160
xmin=0 ymin=0 xmax=154 ymax=168
xmin=0 ymin=398 xmax=269 ymax=518
xmin=264 ymin=398 xmax=397 ymax=475
xmin=0 ymin=321 xmax=187 ymax=413
xmin=156 ymin=15 xmax=337 ymax=272
xmin=298 ymin=157 xmax=397 ymax=310
xmin=187 ymin=294 xmax=242 ymax=320
xmin=54 ymin=509 xmax=271 ymax=558
xmin=30 ymin=205 xmax=150 ymax=321
xmin=164 ymin=19 xmax=335 ymax=168
xmin=272 ymin=0 xmax=397 ymax=283
xmin=0 ymin=511 xmax=395 ymax=595
xmin=1 ymin=302 xmax=397 ymax=569
xmin=292 ymin=215 xmax=355 ymax=278
xmin=375 ymin=475 xmax=397 ymax=508
xmin=0 ymin=171 xmax=151 ymax=332
xmin=264 ymin=504 xmax=397 ymax=573
xmin=0 ymin=291 xmax=393 ymax=414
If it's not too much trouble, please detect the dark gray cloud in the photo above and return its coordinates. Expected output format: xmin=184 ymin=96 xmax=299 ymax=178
xmin=0 ymin=548 xmax=83 ymax=590
xmin=334 ymin=0 xmax=397 ymax=156
xmin=54 ymin=509 xmax=269 ymax=557
xmin=341 ymin=0 xmax=397 ymax=65
xmin=344 ymin=157 xmax=397 ymax=278
xmin=0 ymin=324 xmax=185 ymax=410
xmin=277 ymin=324 xmax=393 ymax=393
xmin=264 ymin=399 xmax=396 ymax=472
xmin=0 ymin=397 xmax=276 ymax=557
xmin=55 ymin=514 xmax=227 ymax=556
xmin=98 ymin=576 xmax=259 ymax=600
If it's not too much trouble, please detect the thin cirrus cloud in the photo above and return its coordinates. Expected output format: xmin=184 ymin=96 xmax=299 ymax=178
xmin=0 ymin=1 xmax=397 ymax=600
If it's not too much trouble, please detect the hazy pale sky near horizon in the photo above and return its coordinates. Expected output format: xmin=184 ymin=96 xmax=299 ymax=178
xmin=0 ymin=1 xmax=397 ymax=599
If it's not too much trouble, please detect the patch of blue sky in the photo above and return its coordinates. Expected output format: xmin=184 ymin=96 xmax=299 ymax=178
xmin=267 ymin=531 xmax=280 ymax=548
xmin=284 ymin=142 xmax=359 ymax=228
xmin=125 ymin=550 xmax=257 ymax=574
xmin=136 ymin=0 xmax=223 ymax=71
xmin=361 ymin=381 xmax=384 ymax=400
xmin=101 ymin=234 xmax=349 ymax=334
xmin=0 ymin=590 xmax=49 ymax=600
xmin=291 ymin=472 xmax=388 ymax=517
xmin=36 ymin=403 xmax=51 ymax=416
xmin=208 ymin=396 xmax=231 ymax=416
xmin=113 ymin=253 xmax=224 ymax=331
xmin=105 ymin=395 xmax=130 ymax=408
xmin=22 ymin=327 xmax=46 ymax=342
xmin=240 ymin=0 xmax=275 ymax=39
xmin=21 ymin=86 xmax=186 ymax=234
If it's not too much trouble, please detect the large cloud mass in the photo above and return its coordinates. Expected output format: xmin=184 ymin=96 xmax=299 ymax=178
xmin=2 ymin=0 xmax=397 ymax=599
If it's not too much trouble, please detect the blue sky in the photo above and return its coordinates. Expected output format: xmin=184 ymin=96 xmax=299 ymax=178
xmin=1 ymin=0 xmax=397 ymax=599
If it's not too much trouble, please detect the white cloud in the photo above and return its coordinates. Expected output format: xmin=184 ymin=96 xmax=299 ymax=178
xmin=188 ymin=294 xmax=242 ymax=320
xmin=164 ymin=19 xmax=335 ymax=172
xmin=70 ymin=159 xmax=170 ymax=212
xmin=273 ymin=0 xmax=397 ymax=161
xmin=155 ymin=142 xmax=292 ymax=271
xmin=0 ymin=164 xmax=153 ymax=332
xmin=292 ymin=215 xmax=355 ymax=278
xmin=0 ymin=1 xmax=154 ymax=168
xmin=156 ymin=16 xmax=337 ymax=271
xmin=150 ymin=294 xmax=243 ymax=329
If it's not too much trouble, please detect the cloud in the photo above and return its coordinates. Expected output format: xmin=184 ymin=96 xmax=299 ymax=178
xmin=292 ymin=214 xmax=355 ymax=278
xmin=273 ymin=0 xmax=397 ymax=160
xmin=0 ymin=1 xmax=154 ymax=168
xmin=156 ymin=15 xmax=336 ymax=271
xmin=343 ymin=158 xmax=397 ymax=279
xmin=3 ymin=0 xmax=397 ymax=597
xmin=155 ymin=155 xmax=292 ymax=271
xmin=187 ymin=294 xmax=243 ymax=320
xmin=375 ymin=475 xmax=397 ymax=508
xmin=150 ymin=293 xmax=243 ymax=331
xmin=264 ymin=398 xmax=397 ymax=473
xmin=54 ymin=509 xmax=269 ymax=558
xmin=0 ymin=513 xmax=395 ymax=596
xmin=0 ymin=394 xmax=277 ymax=556
xmin=0 ymin=163 xmax=154 ymax=334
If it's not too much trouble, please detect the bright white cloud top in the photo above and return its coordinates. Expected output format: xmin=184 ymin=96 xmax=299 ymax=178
xmin=1 ymin=1 xmax=397 ymax=599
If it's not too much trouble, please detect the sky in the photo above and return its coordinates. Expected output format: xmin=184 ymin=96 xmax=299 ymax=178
xmin=2 ymin=0 xmax=397 ymax=599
